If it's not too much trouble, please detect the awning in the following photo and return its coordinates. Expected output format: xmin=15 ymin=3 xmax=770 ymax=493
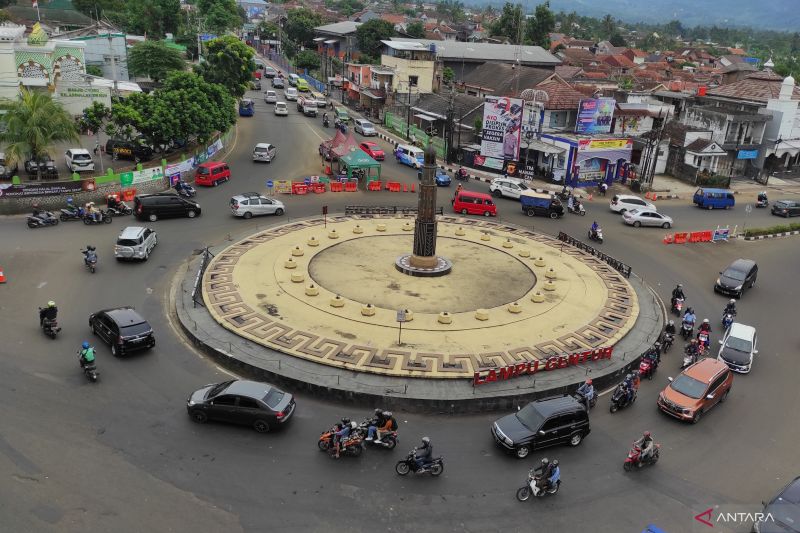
xmin=774 ymin=139 xmax=800 ymax=155
xmin=361 ymin=89 xmax=385 ymax=99
xmin=324 ymin=39 xmax=339 ymax=45
xmin=313 ymin=37 xmax=325 ymax=42
xmin=524 ymin=138 xmax=564 ymax=155
xmin=414 ymin=113 xmax=438 ymax=122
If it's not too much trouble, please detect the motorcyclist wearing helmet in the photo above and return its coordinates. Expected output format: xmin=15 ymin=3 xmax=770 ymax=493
xmin=757 ymin=191 xmax=768 ymax=204
xmin=590 ymin=220 xmax=599 ymax=235
xmin=414 ymin=436 xmax=433 ymax=470
xmin=548 ymin=459 xmax=561 ymax=489
xmin=534 ymin=457 xmax=555 ymax=490
xmin=368 ymin=410 xmax=396 ymax=443
xmin=79 ymin=341 xmax=96 ymax=368
xmin=82 ymin=245 xmax=98 ymax=266
xmin=724 ymin=299 xmax=737 ymax=317
xmin=698 ymin=318 xmax=711 ymax=335
xmin=365 ymin=408 xmax=386 ymax=441
xmin=634 ymin=431 xmax=655 ymax=463
xmin=684 ymin=339 xmax=700 ymax=363
xmin=671 ymin=284 xmax=685 ymax=310
xmin=39 ymin=300 xmax=58 ymax=325
xmin=682 ymin=308 xmax=697 ymax=329
xmin=333 ymin=417 xmax=352 ymax=458
xmin=664 ymin=320 xmax=676 ymax=336
xmin=575 ymin=379 xmax=595 ymax=409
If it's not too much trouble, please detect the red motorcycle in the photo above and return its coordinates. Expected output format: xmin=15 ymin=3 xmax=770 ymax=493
xmin=328 ymin=432 xmax=364 ymax=458
xmin=623 ymin=442 xmax=661 ymax=471
xmin=638 ymin=354 xmax=658 ymax=380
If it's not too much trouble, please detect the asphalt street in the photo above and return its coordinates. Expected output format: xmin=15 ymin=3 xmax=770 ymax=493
xmin=1 ymin=83 xmax=799 ymax=533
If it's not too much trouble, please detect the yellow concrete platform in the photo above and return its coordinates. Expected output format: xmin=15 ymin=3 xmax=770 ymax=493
xmin=202 ymin=216 xmax=639 ymax=378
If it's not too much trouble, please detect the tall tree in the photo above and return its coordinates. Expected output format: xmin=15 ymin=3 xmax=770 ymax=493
xmin=601 ymin=14 xmax=615 ymax=38
xmin=526 ymin=2 xmax=555 ymax=48
xmin=355 ymin=19 xmax=396 ymax=60
xmin=490 ymin=2 xmax=524 ymax=44
xmin=197 ymin=0 xmax=241 ymax=34
xmin=609 ymin=33 xmax=627 ymax=47
xmin=0 ymin=89 xmax=78 ymax=179
xmin=791 ymin=32 xmax=800 ymax=53
xmin=560 ymin=11 xmax=578 ymax=34
xmin=295 ymin=50 xmax=321 ymax=70
xmin=125 ymin=0 xmax=181 ymax=38
xmin=195 ymin=35 xmax=256 ymax=99
xmin=72 ymin=0 xmax=126 ymax=18
xmin=285 ymin=8 xmax=323 ymax=49
xmin=406 ymin=21 xmax=425 ymax=38
xmin=128 ymin=40 xmax=186 ymax=81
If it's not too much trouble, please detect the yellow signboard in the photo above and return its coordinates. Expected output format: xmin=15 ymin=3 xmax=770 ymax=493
xmin=274 ymin=180 xmax=292 ymax=194
xmin=580 ymin=139 xmax=632 ymax=150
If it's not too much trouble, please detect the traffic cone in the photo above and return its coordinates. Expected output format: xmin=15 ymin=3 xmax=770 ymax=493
xmin=0 ymin=267 xmax=6 ymax=284
xmin=411 ymin=183 xmax=415 ymax=193
xmin=587 ymin=193 xmax=593 ymax=201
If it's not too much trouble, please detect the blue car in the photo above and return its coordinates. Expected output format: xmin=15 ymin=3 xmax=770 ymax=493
xmin=435 ymin=169 xmax=451 ymax=187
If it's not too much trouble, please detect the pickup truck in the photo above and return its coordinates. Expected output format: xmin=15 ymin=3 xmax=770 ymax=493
xmin=309 ymin=91 xmax=327 ymax=107
xmin=300 ymin=97 xmax=318 ymax=117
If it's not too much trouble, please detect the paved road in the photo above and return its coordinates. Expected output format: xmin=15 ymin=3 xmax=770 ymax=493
xmin=1 ymin=84 xmax=799 ymax=533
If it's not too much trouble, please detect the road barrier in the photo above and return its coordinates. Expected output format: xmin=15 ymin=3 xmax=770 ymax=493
xmin=344 ymin=205 xmax=444 ymax=216
xmin=663 ymin=226 xmax=732 ymax=245
xmin=557 ymin=232 xmax=632 ymax=278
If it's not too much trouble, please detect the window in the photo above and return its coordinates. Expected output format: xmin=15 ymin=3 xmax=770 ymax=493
xmin=408 ymin=76 xmax=418 ymax=87
xmin=708 ymin=374 xmax=728 ymax=393
xmin=213 ymin=395 xmax=237 ymax=406
xmin=549 ymin=112 xmax=567 ymax=128
xmin=237 ymin=397 xmax=260 ymax=409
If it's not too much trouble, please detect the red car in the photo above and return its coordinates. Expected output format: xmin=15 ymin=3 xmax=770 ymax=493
xmin=359 ymin=141 xmax=385 ymax=161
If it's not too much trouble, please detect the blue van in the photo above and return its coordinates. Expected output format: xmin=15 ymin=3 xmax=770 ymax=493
xmin=693 ymin=188 xmax=735 ymax=210
xmin=395 ymin=144 xmax=425 ymax=169
xmin=238 ymin=99 xmax=255 ymax=117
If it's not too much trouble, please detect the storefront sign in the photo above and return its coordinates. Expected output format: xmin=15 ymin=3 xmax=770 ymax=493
xmin=0 ymin=180 xmax=85 ymax=198
xmin=737 ymin=149 xmax=758 ymax=160
xmin=60 ymin=86 xmax=108 ymax=99
xmin=576 ymin=98 xmax=616 ymax=134
xmin=579 ymin=138 xmax=632 ymax=150
xmin=480 ymin=96 xmax=523 ymax=161
xmin=472 ymin=346 xmax=614 ymax=386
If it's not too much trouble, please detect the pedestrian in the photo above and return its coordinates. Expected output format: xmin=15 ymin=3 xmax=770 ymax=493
xmin=456 ymin=183 xmax=463 ymax=196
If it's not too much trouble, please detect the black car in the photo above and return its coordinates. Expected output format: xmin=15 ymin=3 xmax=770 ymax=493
xmin=134 ymin=193 xmax=201 ymax=222
xmin=272 ymin=77 xmax=285 ymax=89
xmin=89 ymin=306 xmax=155 ymax=357
xmin=105 ymin=138 xmax=154 ymax=162
xmin=771 ymin=199 xmax=800 ymax=218
xmin=491 ymin=395 xmax=590 ymax=458
xmin=715 ymin=258 xmax=758 ymax=298
xmin=755 ymin=475 xmax=800 ymax=532
xmin=24 ymin=157 xmax=59 ymax=178
xmin=0 ymin=152 xmax=19 ymax=179
xmin=187 ymin=380 xmax=296 ymax=433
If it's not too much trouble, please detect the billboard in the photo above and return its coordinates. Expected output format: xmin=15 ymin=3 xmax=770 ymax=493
xmin=480 ymin=96 xmax=523 ymax=161
xmin=575 ymin=98 xmax=617 ymax=134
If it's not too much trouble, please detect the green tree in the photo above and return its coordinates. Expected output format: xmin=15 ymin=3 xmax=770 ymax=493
xmin=295 ymin=50 xmax=321 ymax=70
xmin=125 ymin=0 xmax=181 ymax=38
xmin=609 ymin=33 xmax=627 ymax=47
xmin=560 ymin=11 xmax=578 ymax=33
xmin=285 ymin=8 xmax=323 ymax=49
xmin=72 ymin=0 xmax=125 ymax=18
xmin=86 ymin=65 xmax=104 ymax=77
xmin=128 ymin=40 xmax=186 ymax=81
xmin=791 ymin=32 xmax=800 ymax=53
xmin=195 ymin=35 xmax=256 ymax=99
xmin=78 ymin=101 xmax=111 ymax=135
xmin=356 ymin=19 xmax=396 ymax=59
xmin=258 ymin=21 xmax=281 ymax=38
xmin=442 ymin=66 xmax=455 ymax=84
xmin=0 ymin=89 xmax=78 ymax=178
xmin=491 ymin=2 xmax=524 ymax=44
xmin=406 ymin=21 xmax=425 ymax=38
xmin=601 ymin=14 xmax=615 ymax=38
xmin=435 ymin=0 xmax=464 ymax=23
xmin=525 ymin=2 xmax=555 ymax=48
xmin=197 ymin=0 xmax=241 ymax=34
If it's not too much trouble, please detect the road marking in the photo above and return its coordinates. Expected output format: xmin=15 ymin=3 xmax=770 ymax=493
xmin=306 ymin=123 xmax=326 ymax=142
xmin=36 ymin=282 xmax=47 ymax=289
xmin=215 ymin=365 xmax=237 ymax=378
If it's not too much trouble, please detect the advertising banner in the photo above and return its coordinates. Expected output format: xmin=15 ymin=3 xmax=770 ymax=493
xmin=575 ymin=98 xmax=617 ymax=134
xmin=480 ymin=96 xmax=523 ymax=161
xmin=207 ymin=139 xmax=223 ymax=157
xmin=579 ymin=138 xmax=632 ymax=151
xmin=737 ymin=149 xmax=758 ymax=160
xmin=131 ymin=167 xmax=164 ymax=184
xmin=0 ymin=180 xmax=85 ymax=198
xmin=165 ymin=158 xmax=194 ymax=177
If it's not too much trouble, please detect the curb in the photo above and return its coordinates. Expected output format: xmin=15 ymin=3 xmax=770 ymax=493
xmin=742 ymin=229 xmax=800 ymax=240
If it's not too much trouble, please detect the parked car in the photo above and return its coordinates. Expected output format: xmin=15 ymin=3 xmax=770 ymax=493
xmin=264 ymin=90 xmax=278 ymax=104
xmin=753 ymin=476 xmax=800 ymax=533
xmin=263 ymin=66 xmax=277 ymax=78
xmin=622 ymin=208 xmax=673 ymax=228
xmin=610 ymin=194 xmax=655 ymax=213
xmin=274 ymin=102 xmax=288 ymax=116
xmin=252 ymin=143 xmax=277 ymax=163
xmin=359 ymin=141 xmax=384 ymax=161
xmin=771 ymin=199 xmax=800 ymax=217
xmin=718 ymin=322 xmax=758 ymax=373
xmin=230 ymin=193 xmax=285 ymax=219
xmin=272 ymin=77 xmax=285 ymax=89
xmin=354 ymin=119 xmax=377 ymax=136
xmin=114 ymin=226 xmax=158 ymax=261
xmin=435 ymin=169 xmax=451 ymax=186
xmin=657 ymin=357 xmax=733 ymax=423
xmin=105 ymin=138 xmax=153 ymax=162
xmin=187 ymin=379 xmax=296 ymax=433
xmin=134 ymin=193 xmax=201 ymax=222
xmin=89 ymin=306 xmax=155 ymax=357
xmin=319 ymin=142 xmax=337 ymax=161
xmin=24 ymin=157 xmax=59 ymax=178
xmin=65 ymin=148 xmax=95 ymax=172
xmin=285 ymin=87 xmax=298 ymax=101
xmin=489 ymin=177 xmax=529 ymax=199
xmin=195 ymin=161 xmax=230 ymax=186
xmin=491 ymin=395 xmax=590 ymax=458
xmin=0 ymin=152 xmax=19 ymax=179
xmin=714 ymin=258 xmax=758 ymax=298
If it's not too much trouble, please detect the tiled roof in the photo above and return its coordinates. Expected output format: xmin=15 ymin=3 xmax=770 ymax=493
xmin=601 ymin=54 xmax=637 ymax=69
xmin=728 ymin=48 xmax=746 ymax=56
xmin=582 ymin=71 xmax=610 ymax=79
xmin=706 ymin=70 xmax=800 ymax=103
xmin=557 ymin=47 xmax=596 ymax=65
xmin=685 ymin=138 xmax=713 ymax=152
xmin=624 ymin=48 xmax=648 ymax=58
xmin=537 ymin=79 xmax=584 ymax=110
xmin=555 ymin=65 xmax=584 ymax=79
xmin=423 ymin=31 xmax=443 ymax=40
xmin=721 ymin=63 xmax=756 ymax=74
xmin=565 ymin=38 xmax=595 ymax=47
xmin=461 ymin=63 xmax=556 ymax=95
xmin=380 ymin=13 xmax=406 ymax=24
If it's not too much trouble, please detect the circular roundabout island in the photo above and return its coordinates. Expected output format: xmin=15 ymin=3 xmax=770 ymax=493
xmin=185 ymin=215 xmax=662 ymax=411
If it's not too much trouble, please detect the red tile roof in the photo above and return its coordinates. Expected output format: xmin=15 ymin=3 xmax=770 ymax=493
xmin=380 ymin=13 xmax=406 ymax=24
xmin=707 ymin=70 xmax=800 ymax=102
xmin=537 ymin=79 xmax=585 ymax=110
xmin=727 ymin=47 xmax=746 ymax=56
xmin=601 ymin=54 xmax=637 ymax=69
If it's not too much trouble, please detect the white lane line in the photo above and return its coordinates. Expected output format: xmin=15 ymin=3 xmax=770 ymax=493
xmin=37 ymin=282 xmax=47 ymax=289
xmin=215 ymin=365 xmax=238 ymax=378
xmin=305 ymin=123 xmax=327 ymax=142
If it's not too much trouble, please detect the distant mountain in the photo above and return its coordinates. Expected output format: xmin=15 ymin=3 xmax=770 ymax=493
xmin=489 ymin=0 xmax=800 ymax=32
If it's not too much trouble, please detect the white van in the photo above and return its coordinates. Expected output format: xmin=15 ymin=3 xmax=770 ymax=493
xmin=288 ymin=73 xmax=300 ymax=87
xmin=285 ymin=87 xmax=298 ymax=101
xmin=395 ymin=144 xmax=425 ymax=169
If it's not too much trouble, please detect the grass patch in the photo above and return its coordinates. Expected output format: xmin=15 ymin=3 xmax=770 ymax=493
xmin=744 ymin=221 xmax=800 ymax=237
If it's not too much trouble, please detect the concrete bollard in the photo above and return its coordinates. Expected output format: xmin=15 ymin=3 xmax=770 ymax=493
xmin=291 ymin=272 xmax=305 ymax=283
xmin=507 ymin=301 xmax=522 ymax=313
xmin=534 ymin=257 xmax=546 ymax=267
xmin=291 ymin=245 xmax=304 ymax=256
xmin=402 ymin=222 xmax=413 ymax=231
xmin=474 ymin=309 xmax=489 ymax=321
xmin=531 ymin=291 xmax=546 ymax=302
xmin=502 ymin=238 xmax=513 ymax=249
xmin=518 ymin=249 xmax=530 ymax=258
xmin=543 ymin=280 xmax=556 ymax=292
xmin=480 ymin=233 xmax=491 ymax=241
xmin=307 ymin=236 xmax=320 ymax=247
xmin=328 ymin=229 xmax=339 ymax=239
xmin=305 ymin=283 xmax=319 ymax=296
xmin=376 ymin=223 xmax=387 ymax=232
xmin=352 ymin=224 xmax=364 ymax=234
xmin=438 ymin=311 xmax=452 ymax=324
xmin=361 ymin=303 xmax=376 ymax=316
xmin=545 ymin=267 xmax=557 ymax=279
xmin=284 ymin=258 xmax=297 ymax=269
xmin=455 ymin=227 xmax=466 ymax=236
xmin=330 ymin=295 xmax=345 ymax=308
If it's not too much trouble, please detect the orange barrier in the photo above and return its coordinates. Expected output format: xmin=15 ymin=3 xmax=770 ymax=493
xmin=292 ymin=183 xmax=308 ymax=195
xmin=122 ymin=189 xmax=136 ymax=201
xmin=330 ymin=182 xmax=344 ymax=192
xmin=344 ymin=181 xmax=358 ymax=192
xmin=651 ymin=194 xmax=658 ymax=202
xmin=312 ymin=183 xmax=326 ymax=193
xmin=663 ymin=234 xmax=674 ymax=244
xmin=367 ymin=181 xmax=382 ymax=191
xmin=387 ymin=182 xmax=401 ymax=192
xmin=0 ymin=266 xmax=6 ymax=284
xmin=402 ymin=183 xmax=408 ymax=192
xmin=673 ymin=232 xmax=689 ymax=244
xmin=324 ymin=165 xmax=332 ymax=175
xmin=411 ymin=183 xmax=415 ymax=193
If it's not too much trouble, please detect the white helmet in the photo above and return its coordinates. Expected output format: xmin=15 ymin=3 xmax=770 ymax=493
xmin=350 ymin=421 xmax=358 ymax=430
xmin=729 ymin=299 xmax=736 ymax=304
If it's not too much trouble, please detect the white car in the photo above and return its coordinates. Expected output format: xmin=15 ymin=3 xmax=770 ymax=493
xmin=489 ymin=177 xmax=529 ymax=199
xmin=622 ymin=208 xmax=673 ymax=228
xmin=610 ymin=194 xmax=655 ymax=213
xmin=274 ymin=102 xmax=288 ymax=116
xmin=718 ymin=322 xmax=757 ymax=373
xmin=230 ymin=193 xmax=285 ymax=219
xmin=252 ymin=143 xmax=276 ymax=163
xmin=65 ymin=148 xmax=95 ymax=172
xmin=114 ymin=226 xmax=157 ymax=261
xmin=264 ymin=90 xmax=277 ymax=104
xmin=285 ymin=87 xmax=298 ymax=101
xmin=354 ymin=119 xmax=377 ymax=136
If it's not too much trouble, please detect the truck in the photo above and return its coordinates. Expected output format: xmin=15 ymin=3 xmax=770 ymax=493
xmin=519 ymin=190 xmax=564 ymax=219
xmin=297 ymin=97 xmax=318 ymax=117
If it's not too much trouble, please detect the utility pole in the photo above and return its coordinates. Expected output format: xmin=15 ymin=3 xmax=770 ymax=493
xmin=445 ymin=85 xmax=455 ymax=163
xmin=107 ymin=33 xmax=118 ymax=95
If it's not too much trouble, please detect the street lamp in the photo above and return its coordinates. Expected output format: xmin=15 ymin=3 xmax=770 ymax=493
xmin=81 ymin=74 xmax=105 ymax=174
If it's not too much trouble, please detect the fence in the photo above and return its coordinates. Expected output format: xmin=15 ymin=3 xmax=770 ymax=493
xmin=192 ymin=247 xmax=215 ymax=308
xmin=344 ymin=205 xmax=444 ymax=216
xmin=384 ymin=111 xmax=446 ymax=159
xmin=557 ymin=232 xmax=632 ymax=278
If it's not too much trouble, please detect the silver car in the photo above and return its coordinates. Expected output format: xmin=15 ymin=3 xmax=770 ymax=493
xmin=114 ymin=226 xmax=157 ymax=261
xmin=264 ymin=90 xmax=277 ymax=104
xmin=230 ymin=193 xmax=285 ymax=219
xmin=622 ymin=208 xmax=673 ymax=228
xmin=354 ymin=119 xmax=377 ymax=136
xmin=252 ymin=143 xmax=276 ymax=163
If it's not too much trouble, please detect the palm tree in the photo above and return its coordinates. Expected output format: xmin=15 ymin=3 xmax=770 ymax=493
xmin=0 ymin=88 xmax=78 ymax=180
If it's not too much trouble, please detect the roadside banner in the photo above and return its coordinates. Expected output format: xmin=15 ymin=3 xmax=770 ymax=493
xmin=0 ymin=181 xmax=85 ymax=198
xmin=131 ymin=167 xmax=164 ymax=184
xmin=712 ymin=227 xmax=730 ymax=242
xmin=480 ymin=96 xmax=523 ymax=161
xmin=274 ymin=180 xmax=292 ymax=194
xmin=206 ymin=139 xmax=223 ymax=157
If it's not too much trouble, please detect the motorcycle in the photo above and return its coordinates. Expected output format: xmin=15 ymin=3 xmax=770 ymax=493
xmin=358 ymin=419 xmax=398 ymax=450
xmin=698 ymin=331 xmax=710 ymax=351
xmin=623 ymin=442 xmax=661 ymax=471
xmin=575 ymin=389 xmax=596 ymax=410
xmin=328 ymin=432 xmax=364 ymax=458
xmin=82 ymin=247 xmax=98 ymax=273
xmin=59 ymin=205 xmax=85 ymax=221
xmin=661 ymin=332 xmax=674 ymax=353
xmin=680 ymin=321 xmax=694 ymax=340
xmin=609 ymin=383 xmax=636 ymax=413
xmin=82 ymin=210 xmax=112 ymax=225
xmin=107 ymin=202 xmax=132 ymax=216
xmin=78 ymin=351 xmax=99 ymax=383
xmin=756 ymin=195 xmax=769 ymax=208
xmin=175 ymin=181 xmax=196 ymax=198
xmin=395 ymin=449 xmax=444 ymax=476
xmin=39 ymin=312 xmax=61 ymax=339
xmin=455 ymin=168 xmax=469 ymax=181
xmin=517 ymin=467 xmax=561 ymax=501
xmin=588 ymin=227 xmax=604 ymax=244
xmin=682 ymin=348 xmax=699 ymax=369
xmin=639 ymin=354 xmax=658 ymax=380
xmin=671 ymin=297 xmax=684 ymax=316
xmin=322 ymin=116 xmax=330 ymax=128
xmin=567 ymin=203 xmax=586 ymax=215
xmin=722 ymin=313 xmax=734 ymax=330
xmin=27 ymin=211 xmax=59 ymax=229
